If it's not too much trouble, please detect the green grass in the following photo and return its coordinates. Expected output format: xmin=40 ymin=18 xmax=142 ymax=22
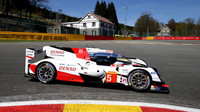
xmin=0 ymin=39 xmax=65 ymax=42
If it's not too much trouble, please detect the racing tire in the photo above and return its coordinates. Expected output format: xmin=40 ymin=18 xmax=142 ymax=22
xmin=128 ymin=70 xmax=151 ymax=92
xmin=36 ymin=62 xmax=56 ymax=84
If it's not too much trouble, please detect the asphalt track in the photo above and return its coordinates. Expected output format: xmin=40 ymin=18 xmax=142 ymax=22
xmin=0 ymin=40 xmax=200 ymax=110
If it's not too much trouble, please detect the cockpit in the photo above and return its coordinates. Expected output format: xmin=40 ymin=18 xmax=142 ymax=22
xmin=89 ymin=52 xmax=132 ymax=66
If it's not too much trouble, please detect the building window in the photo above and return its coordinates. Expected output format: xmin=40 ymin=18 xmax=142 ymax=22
xmin=83 ymin=23 xmax=86 ymax=27
xmin=55 ymin=29 xmax=59 ymax=34
xmin=88 ymin=15 xmax=91 ymax=18
xmin=92 ymin=22 xmax=96 ymax=27
xmin=83 ymin=31 xmax=87 ymax=35
xmin=92 ymin=30 xmax=96 ymax=36
xmin=101 ymin=23 xmax=104 ymax=27
xmin=48 ymin=29 xmax=53 ymax=33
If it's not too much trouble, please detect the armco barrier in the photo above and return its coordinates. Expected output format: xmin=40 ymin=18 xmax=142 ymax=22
xmin=145 ymin=37 xmax=154 ymax=40
xmin=154 ymin=36 xmax=200 ymax=40
xmin=115 ymin=37 xmax=132 ymax=40
xmin=132 ymin=37 xmax=142 ymax=40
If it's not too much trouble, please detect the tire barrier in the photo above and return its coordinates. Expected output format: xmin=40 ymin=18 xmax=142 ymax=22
xmin=0 ymin=31 xmax=199 ymax=41
xmin=0 ymin=31 xmax=85 ymax=41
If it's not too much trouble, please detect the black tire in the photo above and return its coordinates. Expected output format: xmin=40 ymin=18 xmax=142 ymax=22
xmin=128 ymin=70 xmax=151 ymax=92
xmin=36 ymin=62 xmax=56 ymax=84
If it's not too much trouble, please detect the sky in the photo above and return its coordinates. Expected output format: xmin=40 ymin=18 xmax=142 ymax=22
xmin=48 ymin=0 xmax=200 ymax=26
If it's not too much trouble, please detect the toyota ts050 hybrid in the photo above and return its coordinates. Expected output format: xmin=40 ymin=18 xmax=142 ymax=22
xmin=25 ymin=46 xmax=169 ymax=93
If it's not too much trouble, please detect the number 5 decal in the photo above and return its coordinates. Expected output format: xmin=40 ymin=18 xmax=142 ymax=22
xmin=107 ymin=74 xmax=112 ymax=82
xmin=105 ymin=71 xmax=117 ymax=83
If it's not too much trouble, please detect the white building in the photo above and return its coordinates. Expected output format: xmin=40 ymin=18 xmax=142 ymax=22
xmin=62 ymin=12 xmax=114 ymax=36
xmin=157 ymin=25 xmax=171 ymax=36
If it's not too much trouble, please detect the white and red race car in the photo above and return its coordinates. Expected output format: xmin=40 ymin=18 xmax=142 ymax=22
xmin=25 ymin=46 xmax=169 ymax=93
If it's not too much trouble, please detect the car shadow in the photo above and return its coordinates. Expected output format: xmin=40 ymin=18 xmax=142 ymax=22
xmin=54 ymin=80 xmax=131 ymax=91
xmin=29 ymin=78 xmax=168 ymax=94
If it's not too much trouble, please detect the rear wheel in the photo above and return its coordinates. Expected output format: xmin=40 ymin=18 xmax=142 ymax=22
xmin=36 ymin=62 xmax=56 ymax=84
xmin=128 ymin=70 xmax=151 ymax=92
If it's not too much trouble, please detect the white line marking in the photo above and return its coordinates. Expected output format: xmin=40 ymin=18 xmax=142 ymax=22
xmin=0 ymin=100 xmax=199 ymax=112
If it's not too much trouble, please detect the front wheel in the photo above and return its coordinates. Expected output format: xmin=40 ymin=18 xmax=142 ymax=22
xmin=128 ymin=70 xmax=151 ymax=92
xmin=36 ymin=62 xmax=56 ymax=84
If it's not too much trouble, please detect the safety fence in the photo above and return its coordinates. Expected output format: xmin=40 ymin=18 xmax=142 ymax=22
xmin=0 ymin=31 xmax=200 ymax=41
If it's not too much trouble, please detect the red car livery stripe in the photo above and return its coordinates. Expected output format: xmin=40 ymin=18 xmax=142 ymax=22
xmin=71 ymin=48 xmax=91 ymax=61
xmin=56 ymin=71 xmax=84 ymax=83
xmin=26 ymin=55 xmax=33 ymax=59
xmin=29 ymin=64 xmax=37 ymax=74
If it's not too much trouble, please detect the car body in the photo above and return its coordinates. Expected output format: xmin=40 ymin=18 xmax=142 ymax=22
xmin=25 ymin=45 xmax=169 ymax=93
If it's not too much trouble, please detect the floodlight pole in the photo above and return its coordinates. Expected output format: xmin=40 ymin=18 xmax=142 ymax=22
xmin=124 ymin=7 xmax=127 ymax=37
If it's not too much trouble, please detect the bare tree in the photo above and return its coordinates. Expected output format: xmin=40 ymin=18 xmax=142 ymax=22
xmin=167 ymin=19 xmax=176 ymax=32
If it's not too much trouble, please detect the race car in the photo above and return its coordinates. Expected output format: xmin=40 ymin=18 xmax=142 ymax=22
xmin=25 ymin=45 xmax=169 ymax=93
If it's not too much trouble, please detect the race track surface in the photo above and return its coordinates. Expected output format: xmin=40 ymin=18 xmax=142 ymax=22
xmin=0 ymin=40 xmax=200 ymax=109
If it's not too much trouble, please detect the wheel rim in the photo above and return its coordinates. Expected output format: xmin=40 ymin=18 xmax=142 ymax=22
xmin=130 ymin=72 xmax=149 ymax=90
xmin=38 ymin=64 xmax=54 ymax=81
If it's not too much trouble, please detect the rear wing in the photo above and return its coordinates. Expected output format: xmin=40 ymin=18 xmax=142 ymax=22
xmin=25 ymin=48 xmax=43 ymax=75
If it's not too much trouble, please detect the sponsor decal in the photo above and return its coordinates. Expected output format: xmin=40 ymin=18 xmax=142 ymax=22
xmin=26 ymin=50 xmax=34 ymax=57
xmin=67 ymin=64 xmax=76 ymax=66
xmin=59 ymin=63 xmax=65 ymax=66
xmin=151 ymin=72 xmax=157 ymax=74
xmin=122 ymin=69 xmax=128 ymax=73
xmin=120 ymin=76 xmax=127 ymax=83
xmin=59 ymin=66 xmax=76 ymax=71
xmin=105 ymin=71 xmax=117 ymax=83
xmin=122 ymin=78 xmax=127 ymax=83
xmin=51 ymin=50 xmax=64 ymax=54
xmin=106 ymin=50 xmax=113 ymax=53
xmin=50 ymin=50 xmax=65 ymax=56
xmin=26 ymin=50 xmax=33 ymax=53
xmin=79 ymin=49 xmax=84 ymax=53
xmin=26 ymin=54 xmax=33 ymax=57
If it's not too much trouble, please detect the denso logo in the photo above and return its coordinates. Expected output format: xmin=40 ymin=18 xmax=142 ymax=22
xmin=59 ymin=66 xmax=76 ymax=71
xmin=51 ymin=50 xmax=64 ymax=54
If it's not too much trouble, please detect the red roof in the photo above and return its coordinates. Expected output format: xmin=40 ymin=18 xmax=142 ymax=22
xmin=90 ymin=13 xmax=113 ymax=25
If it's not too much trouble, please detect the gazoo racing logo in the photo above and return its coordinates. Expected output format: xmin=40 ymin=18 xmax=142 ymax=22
xmin=59 ymin=66 xmax=76 ymax=71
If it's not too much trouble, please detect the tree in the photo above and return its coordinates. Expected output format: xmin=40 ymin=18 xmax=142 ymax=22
xmin=184 ymin=18 xmax=195 ymax=34
xmin=167 ymin=18 xmax=176 ymax=32
xmin=197 ymin=17 xmax=200 ymax=32
xmin=107 ymin=2 xmax=119 ymax=30
xmin=175 ymin=22 xmax=186 ymax=36
xmin=94 ymin=1 xmax=119 ymax=30
xmin=13 ymin=0 xmax=29 ymax=19
xmin=0 ymin=0 xmax=14 ymax=16
xmin=94 ymin=1 xmax=101 ymax=15
xmin=100 ymin=1 xmax=107 ymax=18
xmin=134 ymin=12 xmax=159 ymax=36
xmin=28 ymin=0 xmax=48 ymax=20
